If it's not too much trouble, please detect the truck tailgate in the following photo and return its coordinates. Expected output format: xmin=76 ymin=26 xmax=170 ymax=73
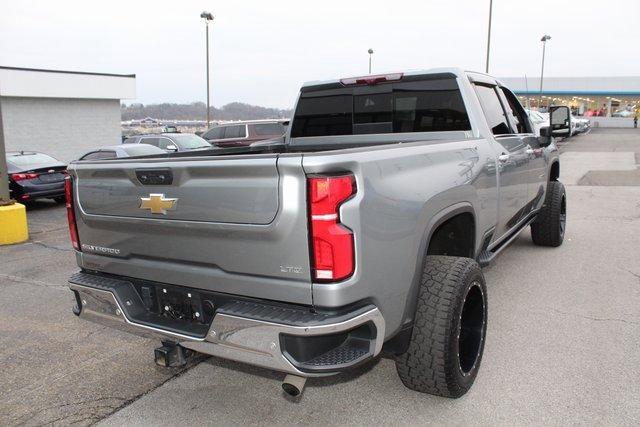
xmin=70 ymin=154 xmax=313 ymax=305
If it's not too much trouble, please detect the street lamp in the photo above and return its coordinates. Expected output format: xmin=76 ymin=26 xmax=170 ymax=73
xmin=368 ymin=48 xmax=374 ymax=74
xmin=485 ymin=0 xmax=493 ymax=73
xmin=539 ymin=34 xmax=551 ymax=108
xmin=200 ymin=11 xmax=214 ymax=128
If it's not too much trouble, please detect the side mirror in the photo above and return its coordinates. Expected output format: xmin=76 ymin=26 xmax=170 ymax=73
xmin=539 ymin=126 xmax=551 ymax=137
xmin=166 ymin=144 xmax=178 ymax=152
xmin=550 ymin=106 xmax=570 ymax=136
xmin=538 ymin=126 xmax=552 ymax=147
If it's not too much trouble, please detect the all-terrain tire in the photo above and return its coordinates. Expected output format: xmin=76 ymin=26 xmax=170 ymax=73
xmin=531 ymin=180 xmax=566 ymax=247
xmin=395 ymin=256 xmax=487 ymax=398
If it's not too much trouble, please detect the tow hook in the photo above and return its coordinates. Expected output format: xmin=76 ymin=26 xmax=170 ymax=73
xmin=282 ymin=374 xmax=307 ymax=397
xmin=154 ymin=341 xmax=189 ymax=367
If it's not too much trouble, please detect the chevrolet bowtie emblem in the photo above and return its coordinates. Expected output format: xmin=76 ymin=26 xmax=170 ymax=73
xmin=139 ymin=193 xmax=178 ymax=215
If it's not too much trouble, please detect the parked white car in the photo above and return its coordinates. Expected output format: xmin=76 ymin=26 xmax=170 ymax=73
xmin=572 ymin=116 xmax=591 ymax=134
xmin=526 ymin=109 xmax=549 ymax=136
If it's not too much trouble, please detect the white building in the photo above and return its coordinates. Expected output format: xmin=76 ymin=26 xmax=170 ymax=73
xmin=0 ymin=66 xmax=136 ymax=162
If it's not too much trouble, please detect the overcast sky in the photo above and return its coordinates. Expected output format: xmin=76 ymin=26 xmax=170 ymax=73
xmin=1 ymin=0 xmax=638 ymax=108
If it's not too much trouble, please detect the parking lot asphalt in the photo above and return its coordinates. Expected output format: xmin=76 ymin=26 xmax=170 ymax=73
xmin=0 ymin=204 xmax=203 ymax=426
xmin=2 ymin=128 xmax=639 ymax=426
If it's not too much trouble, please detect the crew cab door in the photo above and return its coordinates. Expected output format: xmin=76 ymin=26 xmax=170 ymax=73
xmin=498 ymin=86 xmax=547 ymax=211
xmin=473 ymin=83 xmax=530 ymax=240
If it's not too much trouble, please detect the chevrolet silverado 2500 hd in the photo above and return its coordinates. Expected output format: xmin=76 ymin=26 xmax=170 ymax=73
xmin=66 ymin=69 xmax=570 ymax=398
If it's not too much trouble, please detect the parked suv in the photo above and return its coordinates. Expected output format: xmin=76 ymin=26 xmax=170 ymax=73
xmin=201 ymin=120 xmax=288 ymax=148
xmin=66 ymin=69 xmax=570 ymax=398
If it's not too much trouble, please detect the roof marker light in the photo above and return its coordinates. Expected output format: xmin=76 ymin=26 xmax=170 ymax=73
xmin=340 ymin=73 xmax=403 ymax=86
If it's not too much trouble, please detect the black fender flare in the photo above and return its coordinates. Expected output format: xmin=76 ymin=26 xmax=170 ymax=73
xmin=548 ymin=160 xmax=560 ymax=182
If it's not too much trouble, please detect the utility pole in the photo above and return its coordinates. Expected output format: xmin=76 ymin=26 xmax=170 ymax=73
xmin=485 ymin=0 xmax=493 ymax=73
xmin=201 ymin=11 xmax=214 ymax=128
xmin=368 ymin=49 xmax=374 ymax=74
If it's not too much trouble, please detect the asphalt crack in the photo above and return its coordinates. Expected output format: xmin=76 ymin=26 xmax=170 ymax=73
xmin=0 ymin=273 xmax=68 ymax=290
xmin=547 ymin=307 xmax=640 ymax=326
xmin=30 ymin=240 xmax=73 ymax=252
xmin=625 ymin=269 xmax=640 ymax=282
xmin=10 ymin=396 xmax=126 ymax=426
xmin=29 ymin=225 xmax=68 ymax=235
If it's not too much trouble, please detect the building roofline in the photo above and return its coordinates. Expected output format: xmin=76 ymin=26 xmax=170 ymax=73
xmin=0 ymin=65 xmax=135 ymax=78
xmin=513 ymin=90 xmax=640 ymax=96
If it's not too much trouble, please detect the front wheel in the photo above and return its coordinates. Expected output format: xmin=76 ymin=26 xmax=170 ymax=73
xmin=395 ymin=256 xmax=487 ymax=398
xmin=531 ymin=180 xmax=566 ymax=247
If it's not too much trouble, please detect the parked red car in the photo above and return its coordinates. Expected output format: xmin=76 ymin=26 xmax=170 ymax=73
xmin=201 ymin=120 xmax=288 ymax=148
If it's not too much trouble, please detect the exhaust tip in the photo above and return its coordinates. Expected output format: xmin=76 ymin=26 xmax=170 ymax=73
xmin=282 ymin=382 xmax=300 ymax=397
xmin=282 ymin=374 xmax=307 ymax=397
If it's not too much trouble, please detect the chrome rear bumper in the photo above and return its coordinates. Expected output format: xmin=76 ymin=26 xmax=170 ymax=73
xmin=70 ymin=276 xmax=385 ymax=377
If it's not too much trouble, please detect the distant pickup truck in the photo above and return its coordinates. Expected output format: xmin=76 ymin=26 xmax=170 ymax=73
xmin=66 ymin=69 xmax=570 ymax=398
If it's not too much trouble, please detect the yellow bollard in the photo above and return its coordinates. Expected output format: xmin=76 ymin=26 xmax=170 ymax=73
xmin=0 ymin=202 xmax=29 ymax=245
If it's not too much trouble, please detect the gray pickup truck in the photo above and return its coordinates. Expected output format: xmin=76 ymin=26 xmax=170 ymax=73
xmin=66 ymin=68 xmax=570 ymax=398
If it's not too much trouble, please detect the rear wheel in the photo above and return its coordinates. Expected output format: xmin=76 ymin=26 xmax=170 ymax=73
xmin=531 ymin=180 xmax=566 ymax=247
xmin=395 ymin=256 xmax=487 ymax=398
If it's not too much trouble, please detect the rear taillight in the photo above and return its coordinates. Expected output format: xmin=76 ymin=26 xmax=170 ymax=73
xmin=11 ymin=173 xmax=38 ymax=181
xmin=64 ymin=176 xmax=80 ymax=251
xmin=307 ymin=175 xmax=355 ymax=282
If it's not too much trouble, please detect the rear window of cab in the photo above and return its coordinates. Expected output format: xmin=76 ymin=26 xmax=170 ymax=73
xmin=291 ymin=77 xmax=470 ymax=138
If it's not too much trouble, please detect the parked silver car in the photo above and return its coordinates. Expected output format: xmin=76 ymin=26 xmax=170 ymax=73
xmin=124 ymin=133 xmax=212 ymax=152
xmin=79 ymin=143 xmax=166 ymax=160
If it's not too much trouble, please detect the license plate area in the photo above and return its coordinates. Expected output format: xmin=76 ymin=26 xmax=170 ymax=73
xmin=132 ymin=282 xmax=216 ymax=328
xmin=39 ymin=173 xmax=65 ymax=183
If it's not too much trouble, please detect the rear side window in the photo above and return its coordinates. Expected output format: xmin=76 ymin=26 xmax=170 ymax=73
xmin=122 ymin=145 xmax=162 ymax=156
xmin=82 ymin=151 xmax=117 ymax=160
xmin=290 ymin=78 xmax=470 ymax=138
xmin=203 ymin=127 xmax=224 ymax=140
xmin=224 ymin=125 xmax=247 ymax=139
xmin=253 ymin=123 xmax=285 ymax=136
xmin=156 ymin=138 xmax=175 ymax=150
xmin=473 ymin=85 xmax=511 ymax=135
xmin=139 ymin=137 xmax=159 ymax=147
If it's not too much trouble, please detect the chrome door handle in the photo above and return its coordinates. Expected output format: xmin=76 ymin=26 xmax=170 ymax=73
xmin=498 ymin=154 xmax=510 ymax=163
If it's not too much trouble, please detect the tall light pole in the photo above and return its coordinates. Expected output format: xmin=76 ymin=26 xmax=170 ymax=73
xmin=539 ymin=34 xmax=551 ymax=108
xmin=485 ymin=0 xmax=493 ymax=73
xmin=200 ymin=11 xmax=214 ymax=128
xmin=368 ymin=48 xmax=374 ymax=74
